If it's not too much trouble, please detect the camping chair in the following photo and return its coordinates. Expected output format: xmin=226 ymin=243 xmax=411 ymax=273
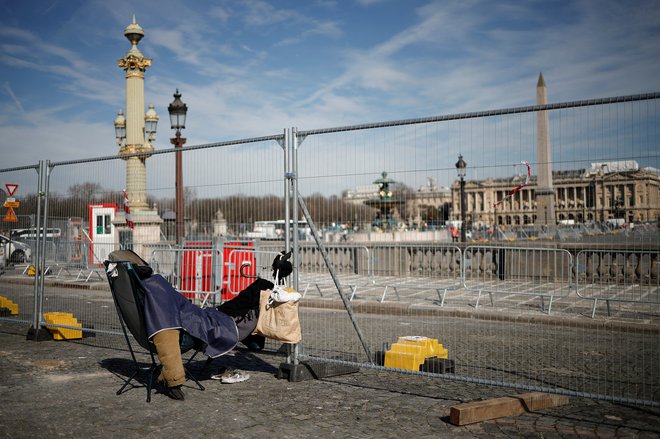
xmin=104 ymin=250 xmax=205 ymax=402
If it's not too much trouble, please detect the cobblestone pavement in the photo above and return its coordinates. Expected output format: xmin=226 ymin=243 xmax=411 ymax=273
xmin=1 ymin=322 xmax=659 ymax=439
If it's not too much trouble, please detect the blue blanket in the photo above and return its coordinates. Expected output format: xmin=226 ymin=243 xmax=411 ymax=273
xmin=141 ymin=274 xmax=238 ymax=358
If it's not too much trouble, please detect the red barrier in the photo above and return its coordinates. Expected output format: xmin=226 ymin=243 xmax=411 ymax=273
xmin=179 ymin=241 xmax=256 ymax=301
xmin=222 ymin=241 xmax=256 ymax=300
xmin=179 ymin=241 xmax=213 ymax=299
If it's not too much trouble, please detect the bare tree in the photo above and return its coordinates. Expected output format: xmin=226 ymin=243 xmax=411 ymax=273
xmin=68 ymin=182 xmax=104 ymax=200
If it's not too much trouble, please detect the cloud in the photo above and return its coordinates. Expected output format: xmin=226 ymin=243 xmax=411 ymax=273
xmin=353 ymin=0 xmax=390 ymax=6
xmin=274 ymin=20 xmax=343 ymax=46
xmin=3 ymin=82 xmax=24 ymax=112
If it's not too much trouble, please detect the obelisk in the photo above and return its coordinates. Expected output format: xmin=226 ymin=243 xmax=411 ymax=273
xmin=535 ymin=73 xmax=556 ymax=225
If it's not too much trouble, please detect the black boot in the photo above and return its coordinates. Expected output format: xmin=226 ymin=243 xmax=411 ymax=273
xmin=165 ymin=385 xmax=185 ymax=401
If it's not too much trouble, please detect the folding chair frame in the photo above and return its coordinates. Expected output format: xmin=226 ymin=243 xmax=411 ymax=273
xmin=106 ymin=260 xmax=205 ymax=402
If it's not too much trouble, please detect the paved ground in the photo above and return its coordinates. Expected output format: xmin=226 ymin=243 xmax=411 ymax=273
xmin=1 ymin=321 xmax=659 ymax=439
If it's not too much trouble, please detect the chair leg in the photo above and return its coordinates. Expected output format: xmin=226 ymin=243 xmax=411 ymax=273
xmin=116 ymin=369 xmax=139 ymax=396
xmin=116 ymin=362 xmax=159 ymax=403
xmin=146 ymin=367 xmax=155 ymax=403
xmin=184 ymin=366 xmax=205 ymax=391
xmin=185 ymin=349 xmax=200 ymax=365
xmin=182 ymin=348 xmax=208 ymax=392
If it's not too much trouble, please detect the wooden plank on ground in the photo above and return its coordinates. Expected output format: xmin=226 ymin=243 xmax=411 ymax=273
xmin=449 ymin=392 xmax=569 ymax=426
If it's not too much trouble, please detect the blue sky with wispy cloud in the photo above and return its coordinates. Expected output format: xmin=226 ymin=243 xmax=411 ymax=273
xmin=1 ymin=0 xmax=659 ymax=176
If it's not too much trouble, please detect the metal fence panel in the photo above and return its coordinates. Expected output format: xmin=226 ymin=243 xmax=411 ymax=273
xmin=462 ymin=245 xmax=573 ymax=312
xmin=0 ymin=165 xmax=41 ymax=326
xmin=293 ymin=96 xmax=660 ymax=406
xmin=3 ymin=94 xmax=659 ymax=407
xmin=35 ymin=136 xmax=287 ymax=339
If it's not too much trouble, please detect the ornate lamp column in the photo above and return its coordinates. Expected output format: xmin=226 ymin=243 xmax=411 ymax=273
xmin=168 ymin=89 xmax=188 ymax=245
xmin=117 ymin=16 xmax=153 ymax=212
xmin=113 ymin=16 xmax=162 ymax=257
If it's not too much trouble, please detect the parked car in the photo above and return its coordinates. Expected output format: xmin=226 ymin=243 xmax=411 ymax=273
xmin=0 ymin=234 xmax=32 ymax=263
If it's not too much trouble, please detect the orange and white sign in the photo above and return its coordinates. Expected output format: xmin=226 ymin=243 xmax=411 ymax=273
xmin=3 ymin=197 xmax=19 ymax=208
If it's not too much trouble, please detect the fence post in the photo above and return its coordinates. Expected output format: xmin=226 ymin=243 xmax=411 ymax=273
xmin=26 ymin=160 xmax=50 ymax=341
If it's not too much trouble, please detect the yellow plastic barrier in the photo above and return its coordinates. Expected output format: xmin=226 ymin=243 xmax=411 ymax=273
xmin=0 ymin=296 xmax=19 ymax=315
xmin=26 ymin=265 xmax=50 ymax=277
xmin=384 ymin=336 xmax=448 ymax=371
xmin=398 ymin=335 xmax=448 ymax=358
xmin=43 ymin=312 xmax=83 ymax=340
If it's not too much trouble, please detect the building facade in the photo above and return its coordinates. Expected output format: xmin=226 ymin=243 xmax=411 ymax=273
xmin=451 ymin=161 xmax=660 ymax=228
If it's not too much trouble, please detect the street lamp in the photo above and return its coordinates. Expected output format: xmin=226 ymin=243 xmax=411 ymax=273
xmin=168 ymin=89 xmax=187 ymax=245
xmin=144 ymin=103 xmax=159 ymax=144
xmin=455 ymin=154 xmax=467 ymax=243
xmin=114 ymin=110 xmax=126 ymax=146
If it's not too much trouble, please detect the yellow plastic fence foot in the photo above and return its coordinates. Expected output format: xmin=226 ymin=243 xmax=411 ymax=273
xmin=381 ymin=336 xmax=451 ymax=372
xmin=43 ymin=312 xmax=83 ymax=340
xmin=0 ymin=296 xmax=19 ymax=315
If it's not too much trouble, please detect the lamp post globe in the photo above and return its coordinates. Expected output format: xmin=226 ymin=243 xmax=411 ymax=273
xmin=114 ymin=110 xmax=126 ymax=145
xmin=144 ymin=104 xmax=159 ymax=143
xmin=168 ymin=89 xmax=188 ymax=132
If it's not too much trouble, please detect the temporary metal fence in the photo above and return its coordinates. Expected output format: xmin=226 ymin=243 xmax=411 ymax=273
xmin=0 ymin=163 xmax=41 ymax=328
xmin=0 ymin=92 xmax=658 ymax=407
xmin=576 ymin=249 xmax=660 ymax=317
xmin=289 ymin=93 xmax=660 ymax=407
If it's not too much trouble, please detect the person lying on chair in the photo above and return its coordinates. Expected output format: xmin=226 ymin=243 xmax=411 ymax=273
xmin=107 ymin=249 xmax=293 ymax=400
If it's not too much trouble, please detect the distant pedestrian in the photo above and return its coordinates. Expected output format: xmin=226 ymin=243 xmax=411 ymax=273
xmin=451 ymin=227 xmax=459 ymax=242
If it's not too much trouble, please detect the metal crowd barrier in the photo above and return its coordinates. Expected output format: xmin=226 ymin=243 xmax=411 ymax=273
xmin=149 ymin=245 xmax=221 ymax=306
xmin=294 ymin=244 xmax=372 ymax=300
xmin=462 ymin=245 xmax=574 ymax=314
xmin=366 ymin=244 xmax=463 ymax=305
xmin=289 ymin=243 xmax=463 ymax=305
xmin=40 ymin=239 xmax=111 ymax=283
xmin=576 ymin=249 xmax=660 ymax=318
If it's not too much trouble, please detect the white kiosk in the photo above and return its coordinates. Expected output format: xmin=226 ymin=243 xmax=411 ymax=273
xmin=88 ymin=203 xmax=117 ymax=265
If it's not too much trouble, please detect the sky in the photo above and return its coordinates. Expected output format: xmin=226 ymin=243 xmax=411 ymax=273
xmin=1 ymin=0 xmax=660 ymax=183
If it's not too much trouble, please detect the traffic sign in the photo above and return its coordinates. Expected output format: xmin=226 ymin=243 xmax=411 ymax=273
xmin=3 ymin=197 xmax=19 ymax=208
xmin=3 ymin=206 xmax=17 ymax=222
xmin=5 ymin=184 xmax=19 ymax=197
